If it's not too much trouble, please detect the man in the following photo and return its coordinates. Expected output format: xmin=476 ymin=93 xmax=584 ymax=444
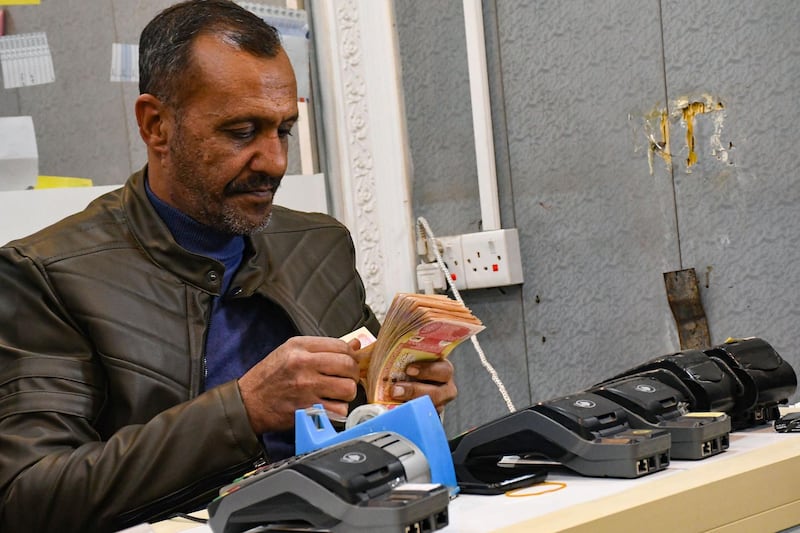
xmin=0 ymin=1 xmax=456 ymax=531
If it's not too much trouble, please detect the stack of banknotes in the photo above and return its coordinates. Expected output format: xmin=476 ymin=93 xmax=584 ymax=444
xmin=343 ymin=293 xmax=485 ymax=405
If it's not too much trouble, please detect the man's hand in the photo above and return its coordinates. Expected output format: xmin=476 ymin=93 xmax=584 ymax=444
xmin=388 ymin=359 xmax=457 ymax=411
xmin=238 ymin=336 xmax=361 ymax=434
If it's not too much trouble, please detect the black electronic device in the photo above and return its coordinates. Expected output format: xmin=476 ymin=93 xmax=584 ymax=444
xmin=454 ymin=459 xmax=547 ymax=495
xmin=599 ymin=338 xmax=798 ymax=432
xmin=207 ymin=432 xmax=449 ymax=533
xmin=450 ymin=392 xmax=671 ymax=480
xmin=589 ymin=373 xmax=731 ymax=459
xmin=774 ymin=412 xmax=800 ymax=433
xmin=602 ymin=349 xmax=746 ymax=415
xmin=704 ymin=337 xmax=798 ymax=429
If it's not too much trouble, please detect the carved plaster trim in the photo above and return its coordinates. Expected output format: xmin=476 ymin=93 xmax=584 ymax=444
xmin=310 ymin=0 xmax=416 ymax=321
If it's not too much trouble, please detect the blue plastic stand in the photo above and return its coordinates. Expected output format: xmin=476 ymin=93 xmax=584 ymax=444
xmin=295 ymin=396 xmax=458 ymax=495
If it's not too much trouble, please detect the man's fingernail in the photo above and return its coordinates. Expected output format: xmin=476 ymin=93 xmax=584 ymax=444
xmin=406 ymin=366 xmax=419 ymax=376
xmin=392 ymin=385 xmax=405 ymax=398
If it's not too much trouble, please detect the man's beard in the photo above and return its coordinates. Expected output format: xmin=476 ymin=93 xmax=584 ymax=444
xmin=169 ymin=133 xmax=278 ymax=235
xmin=222 ymin=207 xmax=272 ymax=235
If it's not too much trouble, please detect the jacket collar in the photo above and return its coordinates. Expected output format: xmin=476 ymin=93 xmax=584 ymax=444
xmin=122 ymin=166 xmax=270 ymax=295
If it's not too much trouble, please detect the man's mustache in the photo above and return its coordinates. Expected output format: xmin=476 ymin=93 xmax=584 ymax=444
xmin=226 ymin=174 xmax=282 ymax=194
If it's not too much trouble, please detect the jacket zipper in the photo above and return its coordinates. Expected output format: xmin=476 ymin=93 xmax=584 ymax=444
xmin=200 ymin=296 xmax=212 ymax=394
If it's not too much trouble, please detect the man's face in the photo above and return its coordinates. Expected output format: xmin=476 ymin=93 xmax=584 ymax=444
xmin=155 ymin=34 xmax=298 ymax=234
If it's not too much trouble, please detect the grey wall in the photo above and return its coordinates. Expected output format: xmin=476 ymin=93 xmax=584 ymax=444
xmin=0 ymin=0 xmax=300 ymax=185
xmin=395 ymin=0 xmax=800 ymax=438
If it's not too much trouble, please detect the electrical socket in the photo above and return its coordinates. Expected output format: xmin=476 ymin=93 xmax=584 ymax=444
xmin=461 ymin=228 xmax=524 ymax=289
xmin=437 ymin=234 xmax=468 ymax=290
xmin=433 ymin=229 xmax=523 ymax=290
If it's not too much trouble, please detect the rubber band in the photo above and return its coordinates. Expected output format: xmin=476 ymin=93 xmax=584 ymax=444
xmin=504 ymin=481 xmax=567 ymax=497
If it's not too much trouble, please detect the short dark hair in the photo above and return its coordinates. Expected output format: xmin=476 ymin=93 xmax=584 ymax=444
xmin=139 ymin=0 xmax=282 ymax=105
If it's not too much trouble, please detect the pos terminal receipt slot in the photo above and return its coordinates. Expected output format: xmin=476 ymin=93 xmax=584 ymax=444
xmin=207 ymin=431 xmax=450 ymax=533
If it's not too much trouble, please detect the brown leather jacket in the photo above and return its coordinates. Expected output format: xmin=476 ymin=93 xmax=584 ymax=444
xmin=0 ymin=168 xmax=380 ymax=532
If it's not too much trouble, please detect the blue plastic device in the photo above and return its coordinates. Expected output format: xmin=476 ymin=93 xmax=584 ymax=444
xmin=295 ymin=396 xmax=458 ymax=495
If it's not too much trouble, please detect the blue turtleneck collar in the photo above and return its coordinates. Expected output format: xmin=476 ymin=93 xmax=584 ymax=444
xmin=144 ymin=176 xmax=245 ymax=276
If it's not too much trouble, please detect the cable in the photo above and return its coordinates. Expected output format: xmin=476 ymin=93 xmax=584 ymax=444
xmin=416 ymin=216 xmax=517 ymax=413
xmin=167 ymin=512 xmax=208 ymax=523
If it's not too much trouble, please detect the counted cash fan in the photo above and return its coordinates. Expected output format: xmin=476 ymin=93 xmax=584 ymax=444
xmin=361 ymin=293 xmax=484 ymax=404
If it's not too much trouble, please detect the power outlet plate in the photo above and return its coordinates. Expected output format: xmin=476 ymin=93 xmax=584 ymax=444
xmin=434 ymin=229 xmax=523 ymax=290
xmin=437 ymin=234 xmax=468 ymax=290
xmin=461 ymin=228 xmax=524 ymax=289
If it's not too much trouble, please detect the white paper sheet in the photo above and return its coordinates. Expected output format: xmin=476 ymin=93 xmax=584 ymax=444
xmin=0 ymin=115 xmax=38 ymax=191
xmin=110 ymin=43 xmax=139 ymax=82
xmin=0 ymin=31 xmax=55 ymax=89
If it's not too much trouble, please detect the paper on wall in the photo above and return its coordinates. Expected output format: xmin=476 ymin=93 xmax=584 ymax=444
xmin=0 ymin=31 xmax=55 ymax=89
xmin=110 ymin=43 xmax=138 ymax=82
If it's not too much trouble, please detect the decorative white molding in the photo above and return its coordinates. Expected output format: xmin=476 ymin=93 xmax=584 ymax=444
xmin=310 ymin=0 xmax=416 ymax=321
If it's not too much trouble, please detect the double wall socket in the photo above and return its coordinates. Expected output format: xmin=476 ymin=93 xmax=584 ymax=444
xmin=437 ymin=228 xmax=524 ymax=290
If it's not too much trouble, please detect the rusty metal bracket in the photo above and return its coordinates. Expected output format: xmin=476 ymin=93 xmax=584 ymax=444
xmin=664 ymin=268 xmax=711 ymax=350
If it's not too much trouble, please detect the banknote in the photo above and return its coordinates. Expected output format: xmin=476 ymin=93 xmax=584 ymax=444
xmin=339 ymin=325 xmax=377 ymax=349
xmin=339 ymin=326 xmax=378 ymax=378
